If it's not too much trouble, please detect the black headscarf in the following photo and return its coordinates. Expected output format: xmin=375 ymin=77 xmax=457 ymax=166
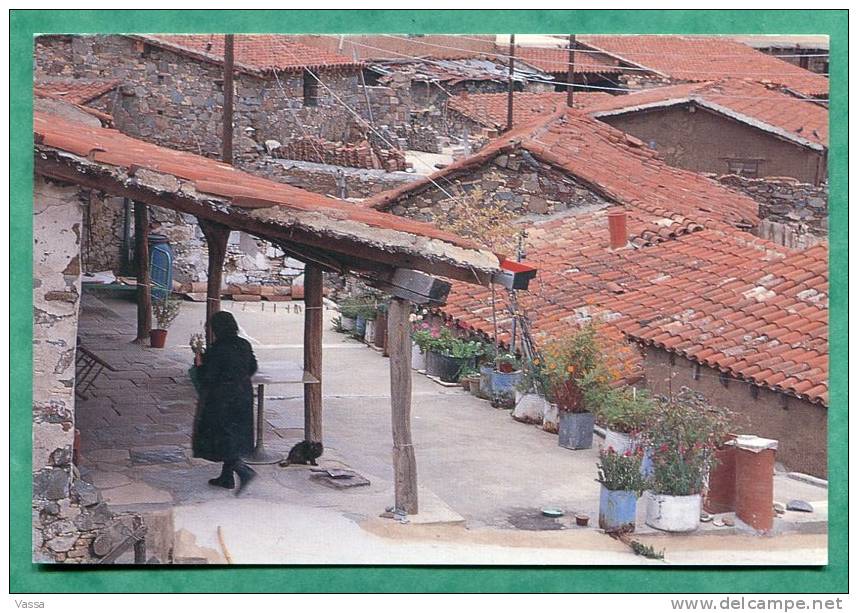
xmin=209 ymin=310 xmax=239 ymax=341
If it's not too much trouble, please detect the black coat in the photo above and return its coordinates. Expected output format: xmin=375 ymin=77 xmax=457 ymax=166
xmin=192 ymin=335 xmax=258 ymax=462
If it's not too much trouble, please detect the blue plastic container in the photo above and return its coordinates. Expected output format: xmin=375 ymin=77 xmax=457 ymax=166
xmin=598 ymin=485 xmax=638 ymax=533
xmin=355 ymin=315 xmax=367 ymax=337
xmin=148 ymin=234 xmax=174 ymax=302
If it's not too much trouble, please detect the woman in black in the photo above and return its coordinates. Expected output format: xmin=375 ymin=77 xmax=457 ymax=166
xmin=192 ymin=311 xmax=258 ymax=495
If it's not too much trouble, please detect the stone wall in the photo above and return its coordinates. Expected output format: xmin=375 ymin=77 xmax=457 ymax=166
xmin=384 ymin=146 xmax=612 ymax=222
xmin=713 ymin=174 xmax=828 ymax=249
xmin=268 ymin=135 xmax=408 ymax=171
xmin=247 ymin=157 xmax=418 ymax=199
xmin=33 ymin=177 xmax=138 ymax=563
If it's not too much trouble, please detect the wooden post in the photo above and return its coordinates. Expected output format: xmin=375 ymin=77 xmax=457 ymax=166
xmin=132 ymin=201 xmax=151 ymax=343
xmin=566 ymin=34 xmax=576 ymax=108
xmin=303 ymin=264 xmax=323 ymax=444
xmin=198 ymin=219 xmax=230 ymax=344
xmin=388 ymin=297 xmax=417 ymax=514
xmin=506 ymin=34 xmax=516 ymax=132
xmin=222 ymin=34 xmax=235 ymax=165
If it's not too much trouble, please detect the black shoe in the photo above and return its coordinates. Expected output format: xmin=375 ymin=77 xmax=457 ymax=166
xmin=234 ymin=463 xmax=257 ymax=497
xmin=208 ymin=475 xmax=235 ymax=489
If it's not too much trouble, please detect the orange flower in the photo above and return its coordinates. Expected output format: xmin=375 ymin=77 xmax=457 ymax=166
xmin=566 ymin=365 xmax=575 ymax=374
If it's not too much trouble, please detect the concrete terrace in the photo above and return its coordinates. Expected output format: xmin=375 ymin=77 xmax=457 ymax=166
xmin=73 ymin=291 xmax=827 ymax=565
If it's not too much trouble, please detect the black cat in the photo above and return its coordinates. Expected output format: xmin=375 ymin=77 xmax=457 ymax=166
xmin=279 ymin=440 xmax=323 ymax=467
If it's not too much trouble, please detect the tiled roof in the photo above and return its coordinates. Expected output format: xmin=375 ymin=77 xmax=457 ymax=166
xmin=441 ymin=209 xmax=828 ymax=406
xmin=515 ymin=46 xmax=627 ymax=75
xmin=447 ymin=91 xmax=610 ymax=130
xmin=288 ymin=34 xmax=497 ymax=61
xmin=369 ymin=109 xmax=759 ymax=232
xmin=132 ymin=35 xmax=361 ymax=74
xmin=587 ymin=79 xmax=828 ymax=148
xmin=578 ymin=35 xmax=829 ymax=98
xmin=33 ymin=111 xmax=505 ymax=283
xmin=33 ymin=79 xmax=119 ymax=105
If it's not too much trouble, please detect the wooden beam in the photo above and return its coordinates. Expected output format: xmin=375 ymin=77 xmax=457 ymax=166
xmin=35 ymin=155 xmax=498 ymax=286
xmin=222 ymin=34 xmax=235 ymax=165
xmin=132 ymin=200 xmax=151 ymax=343
xmin=198 ymin=218 xmax=230 ymax=343
xmin=303 ymin=264 xmax=323 ymax=444
xmin=506 ymin=34 xmax=516 ymax=132
xmin=566 ymin=34 xmax=576 ymax=108
xmin=388 ymin=297 xmax=417 ymax=514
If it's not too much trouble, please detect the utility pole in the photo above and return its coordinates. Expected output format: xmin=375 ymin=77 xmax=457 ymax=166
xmin=566 ymin=34 xmax=576 ymax=108
xmin=507 ymin=34 xmax=516 ymax=131
xmin=222 ymin=34 xmax=235 ymax=164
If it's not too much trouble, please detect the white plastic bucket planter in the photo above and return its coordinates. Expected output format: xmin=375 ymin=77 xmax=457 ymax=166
xmin=512 ymin=393 xmax=546 ymax=424
xmin=411 ymin=343 xmax=426 ymax=371
xmin=364 ymin=319 xmax=376 ymax=344
xmin=542 ymin=402 xmax=559 ymax=433
xmin=341 ymin=316 xmax=356 ymax=332
xmin=645 ymin=492 xmax=701 ymax=533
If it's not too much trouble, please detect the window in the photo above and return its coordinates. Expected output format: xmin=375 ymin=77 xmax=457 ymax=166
xmin=303 ymin=70 xmax=319 ymax=107
xmin=726 ymin=158 xmax=762 ymax=178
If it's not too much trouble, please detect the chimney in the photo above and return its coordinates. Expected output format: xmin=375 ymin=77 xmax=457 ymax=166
xmin=607 ymin=209 xmax=628 ymax=250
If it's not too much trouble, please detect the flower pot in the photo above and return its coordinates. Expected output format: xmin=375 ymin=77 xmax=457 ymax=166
xmin=364 ymin=319 xmax=376 ymax=344
xmin=705 ymin=442 xmax=737 ymax=514
xmin=355 ymin=315 xmax=367 ymax=337
xmin=341 ymin=316 xmax=356 ymax=332
xmin=411 ymin=343 xmax=426 ymax=371
xmin=599 ymin=485 xmax=638 ymax=533
xmin=150 ymin=328 xmax=168 ymax=348
xmin=604 ymin=428 xmax=634 ymax=454
xmin=490 ymin=369 xmax=522 ymax=408
xmin=512 ymin=393 xmax=546 ymax=424
xmin=645 ymin=492 xmax=701 ymax=533
xmin=478 ymin=364 xmax=494 ymax=399
xmin=558 ymin=410 xmax=595 ymax=450
xmin=469 ymin=375 xmax=482 ymax=397
xmin=435 ymin=354 xmax=467 ymax=383
xmin=542 ymin=402 xmax=560 ymax=433
xmin=425 ymin=350 xmax=444 ymax=378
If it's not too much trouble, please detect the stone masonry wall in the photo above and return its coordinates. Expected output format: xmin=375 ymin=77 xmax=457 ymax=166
xmin=713 ymin=174 xmax=828 ymax=249
xmin=33 ymin=177 xmax=138 ymax=563
xmin=385 ymin=147 xmax=612 ymax=222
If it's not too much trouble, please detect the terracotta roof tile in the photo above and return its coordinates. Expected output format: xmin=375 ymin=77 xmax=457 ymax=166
xmin=447 ymin=91 xmax=610 ymax=130
xmin=33 ymin=79 xmax=119 ymax=105
xmin=578 ymin=35 xmax=829 ymax=98
xmin=287 ymin=34 xmax=498 ymax=61
xmin=134 ymin=35 xmax=361 ymax=73
xmin=515 ymin=46 xmax=627 ymax=75
xmin=587 ymin=79 xmax=828 ymax=148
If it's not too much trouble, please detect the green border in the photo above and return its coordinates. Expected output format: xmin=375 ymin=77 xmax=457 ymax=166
xmin=10 ymin=9 xmax=848 ymax=593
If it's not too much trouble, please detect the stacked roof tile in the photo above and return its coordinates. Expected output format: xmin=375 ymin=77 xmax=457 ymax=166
xmin=288 ymin=34 xmax=498 ymax=61
xmin=515 ymin=46 xmax=627 ymax=75
xmin=133 ymin=35 xmax=361 ymax=74
xmin=578 ymin=35 xmax=829 ymax=98
xmin=447 ymin=91 xmax=609 ymax=130
xmin=587 ymin=79 xmax=828 ymax=149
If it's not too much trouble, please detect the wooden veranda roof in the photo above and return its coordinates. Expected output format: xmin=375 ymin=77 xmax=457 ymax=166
xmin=33 ymin=111 xmax=510 ymax=287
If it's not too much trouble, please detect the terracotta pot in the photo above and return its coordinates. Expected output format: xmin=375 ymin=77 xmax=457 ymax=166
xmin=150 ymin=328 xmax=168 ymax=348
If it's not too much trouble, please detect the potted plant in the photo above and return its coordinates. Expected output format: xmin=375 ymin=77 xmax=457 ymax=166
xmin=150 ymin=294 xmax=181 ymax=348
xmin=411 ymin=323 xmax=432 ymax=372
xmin=373 ymin=302 xmax=388 ymax=350
xmin=597 ymin=446 xmax=647 ymax=533
xmin=477 ymin=343 xmax=496 ymax=400
xmin=643 ymin=391 xmax=725 ymax=533
xmin=591 ymin=385 xmax=655 ymax=476
xmin=425 ymin=328 xmax=483 ymax=383
xmin=490 ymin=352 xmax=521 ymax=408
xmin=362 ymin=304 xmax=378 ymax=345
xmin=338 ymin=297 xmax=362 ymax=333
xmin=458 ymin=365 xmax=479 ymax=391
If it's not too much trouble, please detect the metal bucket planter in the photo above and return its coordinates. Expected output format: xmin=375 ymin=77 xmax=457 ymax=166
xmin=512 ymin=393 xmax=546 ymax=424
xmin=542 ymin=402 xmax=559 ymax=433
xmin=604 ymin=428 xmax=634 ymax=453
xmin=354 ymin=315 xmax=367 ymax=337
xmin=411 ymin=343 xmax=426 ymax=371
xmin=478 ymin=364 xmax=494 ymax=399
xmin=469 ymin=374 xmax=482 ymax=397
xmin=558 ymin=411 xmax=595 ymax=450
xmin=599 ymin=485 xmax=638 ymax=533
xmin=645 ymin=492 xmax=701 ymax=533
xmin=425 ymin=350 xmax=444 ymax=378
xmin=364 ymin=318 xmax=376 ymax=344
xmin=490 ymin=370 xmax=522 ymax=408
xmin=341 ymin=316 xmax=356 ymax=333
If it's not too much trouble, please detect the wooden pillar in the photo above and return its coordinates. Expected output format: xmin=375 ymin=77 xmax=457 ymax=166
xmin=506 ymin=34 xmax=516 ymax=132
xmin=198 ymin=219 xmax=230 ymax=344
xmin=222 ymin=34 xmax=235 ymax=165
xmin=388 ymin=297 xmax=417 ymax=514
xmin=566 ymin=34 xmax=576 ymax=108
xmin=303 ymin=264 xmax=323 ymax=443
xmin=132 ymin=201 xmax=151 ymax=343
